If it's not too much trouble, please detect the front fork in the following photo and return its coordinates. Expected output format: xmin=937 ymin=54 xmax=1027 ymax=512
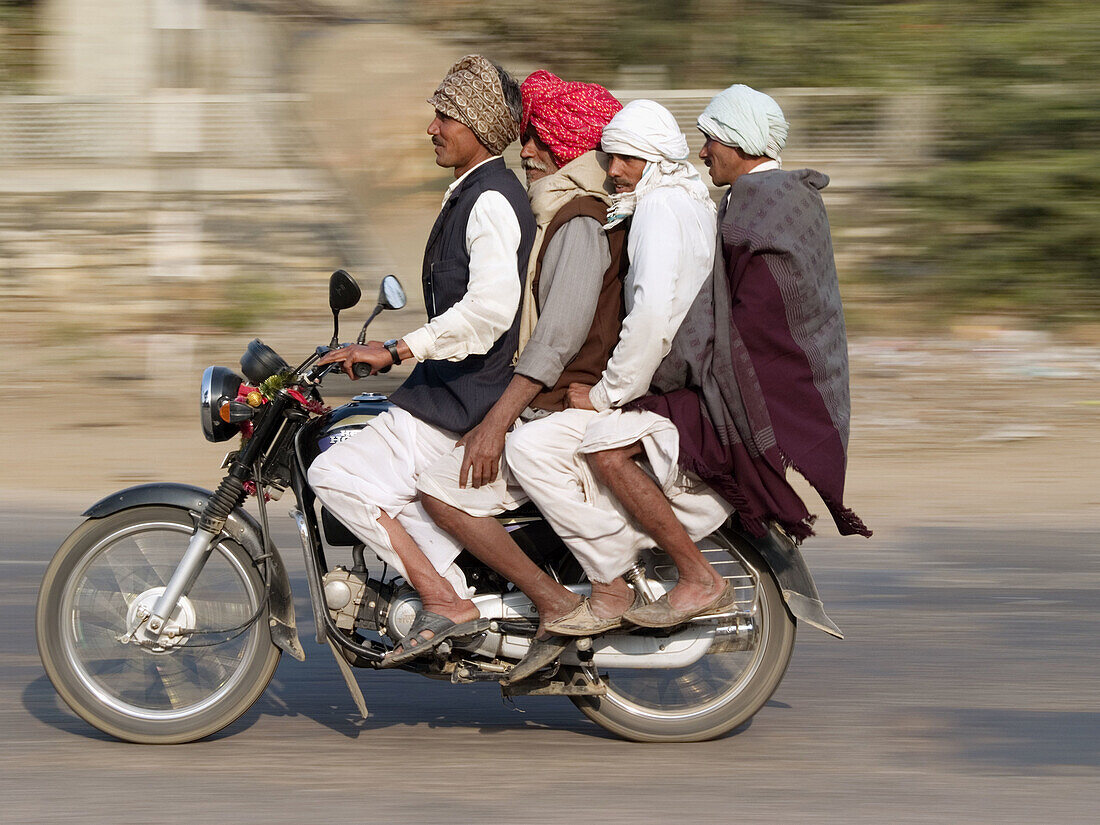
xmin=146 ymin=478 xmax=244 ymax=633
xmin=146 ymin=393 xmax=290 ymax=634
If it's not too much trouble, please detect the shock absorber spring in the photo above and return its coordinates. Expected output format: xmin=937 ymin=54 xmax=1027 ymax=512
xmin=622 ymin=560 xmax=663 ymax=602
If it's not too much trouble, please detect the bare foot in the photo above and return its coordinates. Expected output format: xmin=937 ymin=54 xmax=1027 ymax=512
xmin=535 ymin=592 xmax=584 ymax=639
xmin=665 ymin=568 xmax=726 ymax=613
xmin=587 ymin=577 xmax=634 ymax=620
xmin=389 ymin=598 xmax=481 ymax=658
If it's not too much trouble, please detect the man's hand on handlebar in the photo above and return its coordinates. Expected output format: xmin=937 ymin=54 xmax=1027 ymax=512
xmin=317 ymin=341 xmax=392 ymax=379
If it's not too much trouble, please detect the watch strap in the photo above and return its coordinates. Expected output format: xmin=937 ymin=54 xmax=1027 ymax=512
xmin=384 ymin=339 xmax=402 ymax=366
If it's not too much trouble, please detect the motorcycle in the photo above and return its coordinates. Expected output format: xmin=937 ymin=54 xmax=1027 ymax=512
xmin=35 ymin=270 xmax=843 ymax=744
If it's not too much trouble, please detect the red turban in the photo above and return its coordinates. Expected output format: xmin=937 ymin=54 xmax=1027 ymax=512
xmin=521 ymin=70 xmax=623 ymax=168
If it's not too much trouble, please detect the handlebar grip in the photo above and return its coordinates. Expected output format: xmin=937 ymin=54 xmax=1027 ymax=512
xmin=351 ymin=362 xmax=391 ymax=379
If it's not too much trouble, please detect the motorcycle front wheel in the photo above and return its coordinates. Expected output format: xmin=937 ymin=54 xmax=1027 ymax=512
xmin=36 ymin=505 xmax=280 ymax=744
xmin=570 ymin=531 xmax=796 ymax=743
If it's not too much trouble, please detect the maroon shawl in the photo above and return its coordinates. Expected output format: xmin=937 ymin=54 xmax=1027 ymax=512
xmin=631 ymin=169 xmax=870 ymax=541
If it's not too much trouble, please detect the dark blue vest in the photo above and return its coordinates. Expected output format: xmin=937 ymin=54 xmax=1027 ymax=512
xmin=389 ymin=157 xmax=535 ymax=433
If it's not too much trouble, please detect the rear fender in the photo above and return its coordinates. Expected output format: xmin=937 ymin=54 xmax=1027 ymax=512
xmin=83 ymin=483 xmax=305 ymax=660
xmin=717 ymin=524 xmax=844 ymax=639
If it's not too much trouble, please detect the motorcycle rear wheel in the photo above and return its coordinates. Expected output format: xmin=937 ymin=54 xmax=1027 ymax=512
xmin=569 ymin=534 xmax=795 ymax=743
xmin=36 ymin=506 xmax=280 ymax=744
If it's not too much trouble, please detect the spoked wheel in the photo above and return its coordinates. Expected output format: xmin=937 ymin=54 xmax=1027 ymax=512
xmin=570 ymin=529 xmax=795 ymax=742
xmin=36 ymin=506 xmax=280 ymax=744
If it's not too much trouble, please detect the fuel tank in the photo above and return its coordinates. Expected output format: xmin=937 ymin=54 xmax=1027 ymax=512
xmin=318 ymin=392 xmax=392 ymax=451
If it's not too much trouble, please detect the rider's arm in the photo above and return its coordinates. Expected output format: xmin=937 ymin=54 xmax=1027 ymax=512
xmin=457 ymin=217 xmax=610 ymax=488
xmin=514 ymin=216 xmax=610 ymax=388
xmin=401 ymin=190 xmax=522 ymax=363
xmin=588 ymin=189 xmax=716 ymax=411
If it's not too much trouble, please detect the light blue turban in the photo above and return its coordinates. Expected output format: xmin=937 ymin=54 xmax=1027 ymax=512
xmin=696 ymin=84 xmax=788 ymax=160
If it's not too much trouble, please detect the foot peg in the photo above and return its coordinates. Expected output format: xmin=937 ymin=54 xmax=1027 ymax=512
xmin=501 ymin=667 xmax=608 ymax=697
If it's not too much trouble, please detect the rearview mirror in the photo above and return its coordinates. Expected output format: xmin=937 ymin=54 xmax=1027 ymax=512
xmin=356 ymin=275 xmax=408 ymax=344
xmin=329 ymin=269 xmax=362 ymax=312
xmin=378 ymin=275 xmax=406 ymax=310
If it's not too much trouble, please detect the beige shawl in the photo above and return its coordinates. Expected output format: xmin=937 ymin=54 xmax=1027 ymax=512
xmin=517 ymin=150 xmax=615 ymax=354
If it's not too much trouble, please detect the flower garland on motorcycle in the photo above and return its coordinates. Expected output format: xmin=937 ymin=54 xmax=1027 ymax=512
xmin=217 ymin=369 xmax=330 ymax=500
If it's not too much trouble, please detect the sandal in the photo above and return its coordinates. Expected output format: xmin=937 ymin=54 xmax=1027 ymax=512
xmin=380 ymin=611 xmax=489 ymax=668
xmin=623 ymin=582 xmax=738 ymax=629
xmin=502 ymin=635 xmax=571 ymax=685
xmin=543 ymin=594 xmax=640 ymax=637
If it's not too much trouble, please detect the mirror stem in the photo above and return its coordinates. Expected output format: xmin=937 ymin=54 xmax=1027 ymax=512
xmin=356 ymin=304 xmax=384 ymax=345
xmin=329 ymin=310 xmax=340 ymax=349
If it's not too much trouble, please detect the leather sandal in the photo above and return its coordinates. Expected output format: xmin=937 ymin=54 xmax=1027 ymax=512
xmin=542 ymin=598 xmax=624 ymax=637
xmin=502 ymin=635 xmax=571 ymax=684
xmin=623 ymin=582 xmax=738 ymax=629
xmin=543 ymin=592 xmax=645 ymax=637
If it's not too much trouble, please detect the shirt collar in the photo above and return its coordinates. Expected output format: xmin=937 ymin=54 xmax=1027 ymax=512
xmin=748 ymin=159 xmax=781 ymax=174
xmin=442 ymin=156 xmax=502 ymax=206
xmin=720 ymin=160 xmax=783 ymax=209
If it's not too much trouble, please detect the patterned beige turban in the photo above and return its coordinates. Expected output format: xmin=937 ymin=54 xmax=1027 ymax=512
xmin=428 ymin=55 xmax=520 ymax=155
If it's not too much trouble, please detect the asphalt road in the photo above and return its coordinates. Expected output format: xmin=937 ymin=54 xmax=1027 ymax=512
xmin=1 ymin=504 xmax=1097 ymax=824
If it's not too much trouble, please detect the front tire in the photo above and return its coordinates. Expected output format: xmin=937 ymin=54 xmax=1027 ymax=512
xmin=36 ymin=506 xmax=280 ymax=744
xmin=570 ymin=532 xmax=796 ymax=742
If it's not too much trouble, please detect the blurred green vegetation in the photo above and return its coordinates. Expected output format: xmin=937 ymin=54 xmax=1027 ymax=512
xmin=410 ymin=0 xmax=1099 ymax=90
xmin=414 ymin=0 xmax=1100 ymax=324
xmin=205 ymin=275 xmax=286 ymax=333
xmin=884 ymin=94 xmax=1100 ymax=321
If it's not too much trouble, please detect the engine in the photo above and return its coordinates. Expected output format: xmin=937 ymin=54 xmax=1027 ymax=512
xmin=322 ymin=566 xmax=386 ymax=633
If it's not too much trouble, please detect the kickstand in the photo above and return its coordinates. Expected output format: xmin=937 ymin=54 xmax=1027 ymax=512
xmin=501 ymin=691 xmax=526 ymax=713
xmin=327 ymin=640 xmax=369 ymax=719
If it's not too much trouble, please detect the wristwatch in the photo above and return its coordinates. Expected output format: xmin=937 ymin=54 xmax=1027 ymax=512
xmin=383 ymin=338 xmax=402 ymax=366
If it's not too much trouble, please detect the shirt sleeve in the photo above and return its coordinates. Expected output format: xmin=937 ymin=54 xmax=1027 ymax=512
xmin=589 ymin=190 xmax=716 ymax=411
xmin=515 ymin=216 xmax=610 ymax=387
xmin=402 ymin=190 xmax=522 ymax=362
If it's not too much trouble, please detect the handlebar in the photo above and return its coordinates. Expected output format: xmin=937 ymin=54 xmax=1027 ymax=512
xmin=301 ymin=345 xmax=390 ymax=383
xmin=352 ymin=362 xmax=391 ymax=378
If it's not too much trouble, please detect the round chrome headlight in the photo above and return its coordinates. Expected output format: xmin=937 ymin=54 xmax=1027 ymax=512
xmin=200 ymin=366 xmax=244 ymax=442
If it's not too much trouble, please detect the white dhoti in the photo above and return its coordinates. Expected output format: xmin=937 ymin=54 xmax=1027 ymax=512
xmin=415 ymin=423 xmax=530 ymax=517
xmin=504 ymin=408 xmax=732 ymax=584
xmin=306 ymin=406 xmax=473 ymax=597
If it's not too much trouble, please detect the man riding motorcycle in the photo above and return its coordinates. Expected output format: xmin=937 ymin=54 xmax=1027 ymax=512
xmin=308 ymin=55 xmax=535 ymax=667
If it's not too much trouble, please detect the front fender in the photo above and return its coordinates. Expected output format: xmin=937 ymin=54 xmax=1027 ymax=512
xmin=84 ymin=483 xmax=305 ymax=660
xmin=719 ymin=524 xmax=844 ymax=639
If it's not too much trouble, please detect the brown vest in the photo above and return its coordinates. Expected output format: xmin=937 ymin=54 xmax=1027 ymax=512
xmin=528 ymin=196 xmax=629 ymax=412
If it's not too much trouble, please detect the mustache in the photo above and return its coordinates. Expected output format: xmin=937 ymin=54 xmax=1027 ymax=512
xmin=522 ymin=158 xmax=554 ymax=173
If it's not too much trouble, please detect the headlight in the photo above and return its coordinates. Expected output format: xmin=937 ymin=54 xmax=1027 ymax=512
xmin=200 ymin=366 xmax=244 ymax=442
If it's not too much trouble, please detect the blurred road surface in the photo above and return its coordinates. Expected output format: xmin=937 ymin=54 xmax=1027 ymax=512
xmin=2 ymin=505 xmax=1097 ymax=824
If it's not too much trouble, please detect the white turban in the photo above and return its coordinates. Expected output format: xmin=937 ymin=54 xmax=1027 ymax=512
xmin=600 ymin=99 xmax=690 ymax=163
xmin=697 ymin=84 xmax=788 ymax=160
xmin=599 ymin=99 xmax=713 ymax=228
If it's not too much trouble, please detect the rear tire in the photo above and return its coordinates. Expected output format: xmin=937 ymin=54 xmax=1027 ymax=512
xmin=36 ymin=506 xmax=280 ymax=744
xmin=570 ymin=533 xmax=795 ymax=742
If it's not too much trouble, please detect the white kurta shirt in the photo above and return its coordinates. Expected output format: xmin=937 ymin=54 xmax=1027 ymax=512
xmin=402 ymin=156 xmax=523 ymax=363
xmin=588 ymin=185 xmax=717 ymax=411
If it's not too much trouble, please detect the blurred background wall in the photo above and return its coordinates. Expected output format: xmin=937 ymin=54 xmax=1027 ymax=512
xmin=0 ymin=0 xmax=1097 ymax=496
xmin=3 ymin=0 xmax=1097 ymax=337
